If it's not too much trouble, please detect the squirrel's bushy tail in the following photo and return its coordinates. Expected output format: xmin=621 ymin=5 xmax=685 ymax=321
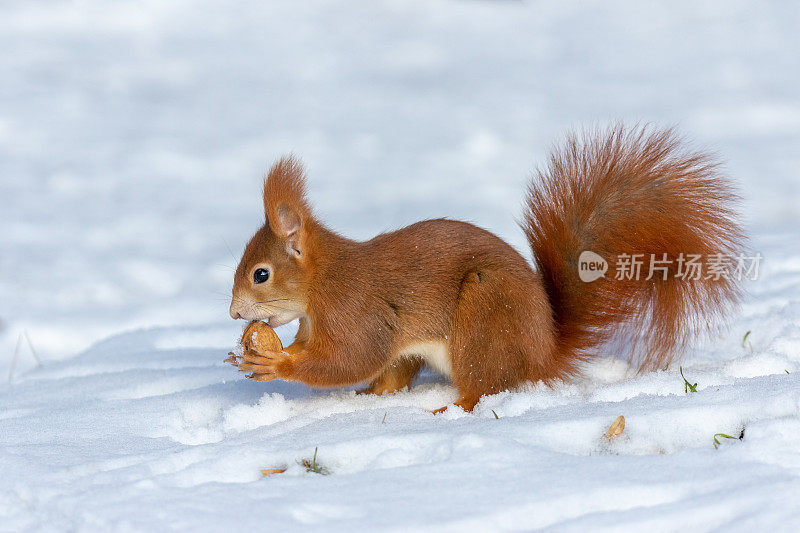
xmin=522 ymin=125 xmax=745 ymax=371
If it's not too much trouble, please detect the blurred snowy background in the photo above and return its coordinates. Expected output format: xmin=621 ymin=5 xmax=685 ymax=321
xmin=2 ymin=1 xmax=800 ymax=531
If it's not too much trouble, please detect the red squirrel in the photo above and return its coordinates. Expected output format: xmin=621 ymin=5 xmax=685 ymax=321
xmin=228 ymin=125 xmax=743 ymax=413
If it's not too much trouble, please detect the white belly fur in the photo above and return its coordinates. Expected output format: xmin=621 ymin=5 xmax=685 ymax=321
xmin=399 ymin=340 xmax=451 ymax=377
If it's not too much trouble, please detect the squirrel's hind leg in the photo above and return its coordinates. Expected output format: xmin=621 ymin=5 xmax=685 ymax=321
xmin=434 ymin=269 xmax=556 ymax=413
xmin=431 ymin=395 xmax=479 ymax=414
xmin=357 ymin=356 xmax=423 ymax=396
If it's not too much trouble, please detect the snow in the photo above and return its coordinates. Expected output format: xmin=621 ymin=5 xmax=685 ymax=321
xmin=1 ymin=0 xmax=799 ymax=530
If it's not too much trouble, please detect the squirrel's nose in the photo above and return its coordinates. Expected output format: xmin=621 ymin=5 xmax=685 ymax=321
xmin=229 ymin=301 xmax=243 ymax=320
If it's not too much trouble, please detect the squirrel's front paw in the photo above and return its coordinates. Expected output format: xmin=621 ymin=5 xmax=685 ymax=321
xmin=232 ymin=348 xmax=293 ymax=382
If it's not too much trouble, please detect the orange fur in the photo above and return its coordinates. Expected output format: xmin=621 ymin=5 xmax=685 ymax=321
xmin=229 ymin=125 xmax=744 ymax=411
xmin=523 ymin=125 xmax=744 ymax=371
xmin=358 ymin=357 xmax=424 ymax=396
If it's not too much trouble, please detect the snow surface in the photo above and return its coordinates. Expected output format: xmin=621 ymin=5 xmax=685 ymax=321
xmin=1 ymin=0 xmax=800 ymax=531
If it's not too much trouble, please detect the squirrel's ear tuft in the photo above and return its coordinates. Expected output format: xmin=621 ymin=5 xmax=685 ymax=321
xmin=264 ymin=155 xmax=309 ymax=258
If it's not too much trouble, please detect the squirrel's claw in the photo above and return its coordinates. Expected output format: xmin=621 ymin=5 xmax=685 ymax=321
xmin=237 ymin=349 xmax=290 ymax=380
xmin=226 ymin=344 xmax=288 ymax=382
xmin=246 ymin=372 xmax=277 ymax=382
xmin=431 ymin=395 xmax=479 ymax=415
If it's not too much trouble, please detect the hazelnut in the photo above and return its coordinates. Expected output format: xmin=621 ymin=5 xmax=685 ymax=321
xmin=240 ymin=320 xmax=283 ymax=355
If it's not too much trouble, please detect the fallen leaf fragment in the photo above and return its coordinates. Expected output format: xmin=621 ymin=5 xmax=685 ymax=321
xmin=604 ymin=415 xmax=625 ymax=439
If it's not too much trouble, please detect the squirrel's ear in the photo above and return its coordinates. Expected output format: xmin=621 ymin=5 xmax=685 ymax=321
xmin=275 ymin=203 xmax=302 ymax=257
xmin=263 ymin=155 xmax=309 ymax=258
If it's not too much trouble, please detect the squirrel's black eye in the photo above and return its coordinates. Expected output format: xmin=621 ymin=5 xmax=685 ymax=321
xmin=253 ymin=268 xmax=270 ymax=284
